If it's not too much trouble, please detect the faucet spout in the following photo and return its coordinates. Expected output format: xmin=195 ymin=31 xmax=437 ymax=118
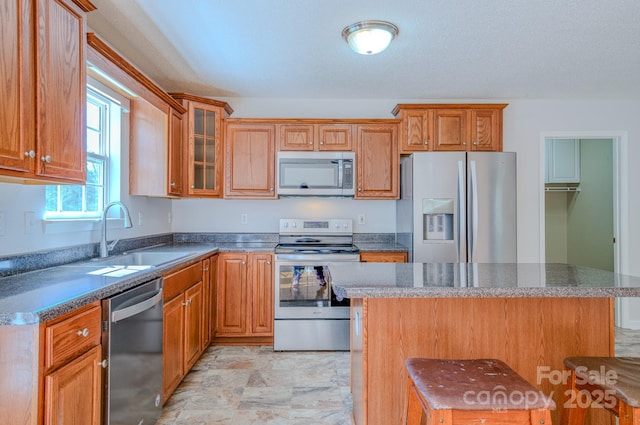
xmin=100 ymin=201 xmax=133 ymax=257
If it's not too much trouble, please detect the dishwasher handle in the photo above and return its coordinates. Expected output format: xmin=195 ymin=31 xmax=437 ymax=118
xmin=111 ymin=288 xmax=163 ymax=323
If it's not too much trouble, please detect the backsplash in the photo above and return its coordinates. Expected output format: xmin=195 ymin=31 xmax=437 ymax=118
xmin=0 ymin=232 xmax=396 ymax=277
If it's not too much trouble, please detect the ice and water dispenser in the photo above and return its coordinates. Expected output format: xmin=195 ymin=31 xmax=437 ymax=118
xmin=422 ymin=199 xmax=454 ymax=241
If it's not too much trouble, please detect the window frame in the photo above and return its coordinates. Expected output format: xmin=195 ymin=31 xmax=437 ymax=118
xmin=44 ymin=78 xmax=127 ymax=221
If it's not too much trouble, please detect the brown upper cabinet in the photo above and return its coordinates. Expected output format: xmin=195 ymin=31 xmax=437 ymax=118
xmin=87 ymin=34 xmax=188 ymax=198
xmin=277 ymin=122 xmax=353 ymax=151
xmin=0 ymin=0 xmax=95 ymax=184
xmin=224 ymin=121 xmax=277 ymax=199
xmin=355 ymin=122 xmax=399 ymax=200
xmin=392 ymin=104 xmax=507 ymax=153
xmin=170 ymin=93 xmax=233 ymax=198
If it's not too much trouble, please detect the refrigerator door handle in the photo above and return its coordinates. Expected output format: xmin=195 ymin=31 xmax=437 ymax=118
xmin=469 ymin=160 xmax=479 ymax=262
xmin=457 ymin=160 xmax=466 ymax=262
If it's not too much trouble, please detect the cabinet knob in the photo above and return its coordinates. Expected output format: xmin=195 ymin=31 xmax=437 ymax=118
xmin=358 ymin=187 xmax=362 ymax=192
xmin=269 ymin=187 xmax=274 ymax=191
xmin=24 ymin=150 xmax=35 ymax=158
xmin=170 ymin=182 xmax=177 ymax=187
xmin=462 ymin=142 xmax=467 ymax=146
xmin=319 ymin=141 xmax=324 ymax=145
xmin=242 ymin=261 xmax=246 ymax=265
xmin=309 ymin=141 xmax=313 ymax=145
xmin=473 ymin=141 xmax=478 ymax=145
xmin=98 ymin=359 xmax=108 ymax=368
xmin=77 ymin=328 xmax=89 ymax=337
xmin=266 ymin=260 xmax=271 ymax=265
xmin=191 ymin=185 xmax=195 ymax=189
xmin=41 ymin=155 xmax=52 ymax=163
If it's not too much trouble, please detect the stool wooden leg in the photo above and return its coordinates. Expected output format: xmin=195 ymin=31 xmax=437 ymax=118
xmin=530 ymin=408 xmax=553 ymax=425
xmin=406 ymin=380 xmax=425 ymax=425
xmin=561 ymin=370 xmax=588 ymax=425
xmin=619 ymin=403 xmax=640 ymax=425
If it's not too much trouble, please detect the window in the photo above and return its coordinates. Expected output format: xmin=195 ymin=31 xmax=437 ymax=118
xmin=45 ymin=83 xmax=124 ymax=219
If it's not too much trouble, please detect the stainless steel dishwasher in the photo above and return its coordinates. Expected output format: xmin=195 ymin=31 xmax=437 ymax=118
xmin=102 ymin=278 xmax=163 ymax=425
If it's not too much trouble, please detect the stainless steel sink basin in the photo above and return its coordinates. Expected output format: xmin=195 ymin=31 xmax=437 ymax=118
xmin=89 ymin=251 xmax=194 ymax=267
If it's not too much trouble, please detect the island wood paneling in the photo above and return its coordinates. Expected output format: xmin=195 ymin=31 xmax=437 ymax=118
xmin=352 ymin=297 xmax=614 ymax=425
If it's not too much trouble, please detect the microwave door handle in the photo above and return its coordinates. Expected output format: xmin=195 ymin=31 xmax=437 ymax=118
xmin=337 ymin=159 xmax=343 ymax=187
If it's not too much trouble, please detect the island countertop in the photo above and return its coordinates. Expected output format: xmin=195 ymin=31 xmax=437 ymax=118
xmin=328 ymin=262 xmax=640 ymax=299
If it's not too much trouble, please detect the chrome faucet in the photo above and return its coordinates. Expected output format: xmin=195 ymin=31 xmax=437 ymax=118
xmin=100 ymin=201 xmax=133 ymax=257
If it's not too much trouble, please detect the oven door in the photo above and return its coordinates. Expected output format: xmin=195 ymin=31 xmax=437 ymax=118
xmin=274 ymin=254 xmax=357 ymax=319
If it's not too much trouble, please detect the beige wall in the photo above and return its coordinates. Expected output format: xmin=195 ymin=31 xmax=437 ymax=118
xmin=567 ymin=139 xmax=614 ymax=270
xmin=545 ymin=192 xmax=568 ymax=263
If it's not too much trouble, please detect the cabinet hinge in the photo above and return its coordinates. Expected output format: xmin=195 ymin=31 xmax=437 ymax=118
xmin=102 ymin=320 xmax=109 ymax=333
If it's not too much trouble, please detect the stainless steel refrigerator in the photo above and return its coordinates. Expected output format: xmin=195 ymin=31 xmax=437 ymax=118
xmin=397 ymin=152 xmax=517 ymax=263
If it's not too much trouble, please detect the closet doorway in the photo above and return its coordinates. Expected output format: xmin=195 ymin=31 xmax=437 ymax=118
xmin=543 ymin=137 xmax=615 ymax=270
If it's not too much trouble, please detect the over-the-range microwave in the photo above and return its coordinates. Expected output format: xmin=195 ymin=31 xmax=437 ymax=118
xmin=277 ymin=151 xmax=355 ymax=197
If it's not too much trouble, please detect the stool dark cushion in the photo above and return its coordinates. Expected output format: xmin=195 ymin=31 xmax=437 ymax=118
xmin=564 ymin=357 xmax=640 ymax=408
xmin=405 ymin=358 xmax=556 ymax=411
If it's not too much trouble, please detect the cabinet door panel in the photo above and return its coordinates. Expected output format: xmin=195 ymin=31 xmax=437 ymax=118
xmin=356 ymin=124 xmax=398 ymax=199
xmin=36 ymin=0 xmax=86 ymax=182
xmin=278 ymin=124 xmax=314 ymax=150
xmin=188 ymin=101 xmax=222 ymax=196
xmin=317 ymin=124 xmax=352 ymax=151
xmin=168 ymin=109 xmax=184 ymax=195
xmin=206 ymin=256 xmax=218 ymax=344
xmin=162 ymin=295 xmax=184 ymax=402
xmin=44 ymin=345 xmax=102 ymax=425
xmin=216 ymin=254 xmax=248 ymax=334
xmin=0 ymin=0 xmax=35 ymax=173
xmin=470 ymin=109 xmax=500 ymax=151
xmin=225 ymin=124 xmax=276 ymax=198
xmin=433 ymin=109 xmax=467 ymax=151
xmin=184 ymin=281 xmax=203 ymax=370
xmin=402 ymin=111 xmax=431 ymax=152
xmin=249 ymin=253 xmax=273 ymax=335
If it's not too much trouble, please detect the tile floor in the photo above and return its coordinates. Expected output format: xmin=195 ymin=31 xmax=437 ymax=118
xmin=157 ymin=346 xmax=353 ymax=425
xmin=158 ymin=328 xmax=640 ymax=425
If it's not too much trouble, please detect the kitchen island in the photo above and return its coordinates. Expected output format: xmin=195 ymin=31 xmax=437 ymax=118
xmin=328 ymin=262 xmax=640 ymax=425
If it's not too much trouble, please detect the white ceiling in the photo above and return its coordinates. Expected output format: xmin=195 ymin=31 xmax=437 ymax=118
xmin=87 ymin=0 xmax=640 ymax=100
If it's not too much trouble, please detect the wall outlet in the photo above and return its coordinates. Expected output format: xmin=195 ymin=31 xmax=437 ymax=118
xmin=358 ymin=214 xmax=366 ymax=225
xmin=24 ymin=211 xmax=35 ymax=235
xmin=138 ymin=212 xmax=144 ymax=226
xmin=241 ymin=213 xmax=248 ymax=225
xmin=0 ymin=211 xmax=5 ymax=236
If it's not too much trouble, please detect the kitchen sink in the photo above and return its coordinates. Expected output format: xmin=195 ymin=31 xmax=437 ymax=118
xmin=88 ymin=250 xmax=194 ymax=267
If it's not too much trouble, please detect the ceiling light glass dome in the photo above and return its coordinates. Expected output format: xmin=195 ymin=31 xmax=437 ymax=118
xmin=342 ymin=20 xmax=399 ymax=55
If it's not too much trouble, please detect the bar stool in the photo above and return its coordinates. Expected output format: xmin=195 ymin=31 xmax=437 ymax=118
xmin=562 ymin=357 xmax=640 ymax=425
xmin=404 ymin=358 xmax=555 ymax=425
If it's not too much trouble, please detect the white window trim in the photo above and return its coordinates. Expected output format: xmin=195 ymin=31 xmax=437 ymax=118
xmin=43 ymin=76 xmax=131 ymax=234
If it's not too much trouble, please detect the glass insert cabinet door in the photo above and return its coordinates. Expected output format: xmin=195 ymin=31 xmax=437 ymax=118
xmin=278 ymin=264 xmax=331 ymax=308
xmin=189 ymin=102 xmax=221 ymax=195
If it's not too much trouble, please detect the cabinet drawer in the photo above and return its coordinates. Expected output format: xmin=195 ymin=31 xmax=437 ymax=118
xmin=44 ymin=304 xmax=102 ymax=370
xmin=164 ymin=261 xmax=203 ymax=302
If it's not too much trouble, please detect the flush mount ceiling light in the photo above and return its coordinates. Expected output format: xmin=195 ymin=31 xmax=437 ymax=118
xmin=342 ymin=20 xmax=399 ymax=55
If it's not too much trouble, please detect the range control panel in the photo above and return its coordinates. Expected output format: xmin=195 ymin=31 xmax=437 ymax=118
xmin=279 ymin=219 xmax=353 ymax=235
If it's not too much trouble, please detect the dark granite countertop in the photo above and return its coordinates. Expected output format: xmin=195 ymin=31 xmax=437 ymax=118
xmin=0 ymin=243 xmax=221 ymax=325
xmin=328 ymin=262 xmax=640 ymax=299
xmin=355 ymin=242 xmax=408 ymax=252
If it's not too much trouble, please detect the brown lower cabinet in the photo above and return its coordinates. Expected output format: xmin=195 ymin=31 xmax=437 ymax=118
xmin=215 ymin=252 xmax=273 ymax=344
xmin=42 ymin=301 xmax=103 ymax=425
xmin=162 ymin=260 xmax=206 ymax=402
xmin=359 ymin=251 xmax=407 ymax=263
xmin=44 ymin=345 xmax=103 ymax=425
